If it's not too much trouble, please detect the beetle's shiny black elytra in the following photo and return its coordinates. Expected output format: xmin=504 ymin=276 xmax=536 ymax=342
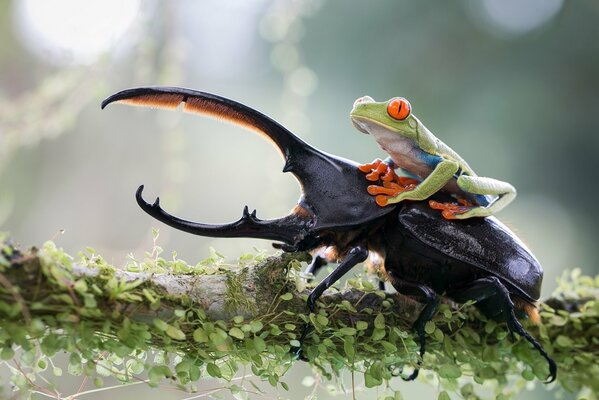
xmin=102 ymin=87 xmax=556 ymax=383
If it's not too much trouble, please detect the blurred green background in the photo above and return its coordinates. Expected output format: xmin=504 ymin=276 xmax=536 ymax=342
xmin=1 ymin=0 xmax=598 ymax=398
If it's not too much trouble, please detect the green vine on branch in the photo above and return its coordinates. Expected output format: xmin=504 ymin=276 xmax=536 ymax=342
xmin=0 ymin=234 xmax=597 ymax=400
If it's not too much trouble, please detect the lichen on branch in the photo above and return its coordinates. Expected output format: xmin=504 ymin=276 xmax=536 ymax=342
xmin=0 ymin=236 xmax=597 ymax=400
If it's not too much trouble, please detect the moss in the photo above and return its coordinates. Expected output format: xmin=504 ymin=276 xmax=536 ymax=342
xmin=223 ymin=267 xmax=256 ymax=314
xmin=0 ymin=238 xmax=598 ymax=399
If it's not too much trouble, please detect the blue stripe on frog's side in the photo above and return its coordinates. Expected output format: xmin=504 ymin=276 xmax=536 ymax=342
xmin=474 ymin=194 xmax=492 ymax=207
xmin=418 ymin=152 xmax=444 ymax=168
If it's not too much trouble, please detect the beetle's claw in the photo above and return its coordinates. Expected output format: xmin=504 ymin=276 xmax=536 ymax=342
xmin=290 ymin=323 xmax=312 ymax=362
xmin=402 ymin=369 xmax=419 ymax=381
xmin=545 ymin=360 xmax=557 ymax=384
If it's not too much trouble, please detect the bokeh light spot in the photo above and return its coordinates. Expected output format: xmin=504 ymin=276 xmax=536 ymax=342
xmin=14 ymin=0 xmax=140 ymax=65
xmin=470 ymin=0 xmax=563 ymax=38
xmin=288 ymin=66 xmax=318 ymax=97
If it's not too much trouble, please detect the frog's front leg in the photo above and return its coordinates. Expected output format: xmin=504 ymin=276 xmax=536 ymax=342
xmin=451 ymin=175 xmax=516 ymax=219
xmin=378 ymin=160 xmax=459 ymax=206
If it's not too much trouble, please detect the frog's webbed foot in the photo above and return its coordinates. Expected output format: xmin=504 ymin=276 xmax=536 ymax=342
xmin=359 ymin=159 xmax=396 ymax=182
xmin=428 ymin=198 xmax=477 ymax=220
xmin=360 ymin=160 xmax=421 ymax=206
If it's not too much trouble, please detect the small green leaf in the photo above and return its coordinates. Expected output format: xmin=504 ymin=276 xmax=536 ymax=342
xmin=437 ymin=391 xmax=451 ymax=400
xmin=374 ymin=313 xmax=385 ymax=329
xmin=344 ymin=339 xmax=355 ymax=359
xmin=522 ymin=368 xmax=535 ymax=381
xmin=438 ymin=364 xmax=461 ymax=380
xmin=371 ymin=328 xmax=385 ymax=340
xmin=424 ymin=321 xmax=435 ymax=334
xmin=0 ymin=347 xmax=14 ymax=360
xmin=339 ymin=327 xmax=356 ymax=336
xmin=364 ymin=372 xmax=382 ymax=388
xmin=356 ymin=321 xmax=368 ymax=331
xmin=268 ymin=374 xmax=278 ymax=387
xmin=229 ymin=327 xmax=245 ymax=340
xmin=153 ymin=319 xmax=168 ymax=332
xmin=207 ymin=363 xmax=222 ymax=378
xmin=254 ymin=336 xmax=266 ymax=353
xmin=556 ymin=335 xmax=573 ymax=347
xmin=280 ymin=293 xmax=293 ymax=301
xmin=316 ymin=314 xmax=329 ymax=326
xmin=166 ymin=326 xmax=186 ymax=340
xmin=250 ymin=321 xmax=263 ymax=333
xmin=193 ymin=328 xmax=208 ymax=343
xmin=73 ymin=279 xmax=88 ymax=294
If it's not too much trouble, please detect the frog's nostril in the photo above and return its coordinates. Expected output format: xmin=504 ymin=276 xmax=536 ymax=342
xmin=353 ymin=96 xmax=374 ymax=108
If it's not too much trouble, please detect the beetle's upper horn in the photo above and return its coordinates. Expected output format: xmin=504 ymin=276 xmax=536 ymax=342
xmin=101 ymin=86 xmax=310 ymax=161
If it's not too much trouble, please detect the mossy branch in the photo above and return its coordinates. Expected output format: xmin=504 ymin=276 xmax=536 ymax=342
xmin=0 ymin=238 xmax=597 ymax=399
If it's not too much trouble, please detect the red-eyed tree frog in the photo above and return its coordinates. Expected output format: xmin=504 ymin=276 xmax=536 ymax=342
xmin=350 ymin=96 xmax=516 ymax=220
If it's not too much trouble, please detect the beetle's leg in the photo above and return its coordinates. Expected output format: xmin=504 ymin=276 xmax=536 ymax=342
xmin=449 ymin=276 xmax=557 ymax=383
xmin=296 ymin=245 xmax=369 ymax=359
xmin=305 ymin=255 xmax=328 ymax=281
xmin=387 ymin=276 xmax=438 ymax=381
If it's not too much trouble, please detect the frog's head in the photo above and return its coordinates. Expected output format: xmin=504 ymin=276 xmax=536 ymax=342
xmin=350 ymin=96 xmax=421 ymax=142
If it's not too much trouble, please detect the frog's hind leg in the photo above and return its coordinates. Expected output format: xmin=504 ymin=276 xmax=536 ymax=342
xmin=453 ymin=175 xmax=516 ymax=219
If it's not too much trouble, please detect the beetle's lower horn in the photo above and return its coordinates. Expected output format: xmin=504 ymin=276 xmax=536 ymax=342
xmin=135 ymin=185 xmax=310 ymax=245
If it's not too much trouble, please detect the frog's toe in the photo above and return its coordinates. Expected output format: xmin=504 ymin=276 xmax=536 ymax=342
xmin=451 ymin=206 xmax=491 ymax=220
xmin=358 ymin=159 xmax=383 ymax=172
xmin=375 ymin=195 xmax=389 ymax=207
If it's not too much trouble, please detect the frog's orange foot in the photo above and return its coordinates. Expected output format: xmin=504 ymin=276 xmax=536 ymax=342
xmin=358 ymin=159 xmax=383 ymax=172
xmin=375 ymin=195 xmax=389 ymax=207
xmin=366 ymin=162 xmax=389 ymax=181
xmin=368 ymin=185 xmax=399 ymax=196
xmin=358 ymin=159 xmax=383 ymax=174
xmin=429 ymin=200 xmax=474 ymax=220
xmin=380 ymin=167 xmax=401 ymax=182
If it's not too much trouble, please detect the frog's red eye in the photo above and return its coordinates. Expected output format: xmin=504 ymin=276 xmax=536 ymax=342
xmin=387 ymin=97 xmax=411 ymax=120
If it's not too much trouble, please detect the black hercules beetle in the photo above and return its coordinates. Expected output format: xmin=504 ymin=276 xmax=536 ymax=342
xmin=102 ymin=87 xmax=556 ymax=383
